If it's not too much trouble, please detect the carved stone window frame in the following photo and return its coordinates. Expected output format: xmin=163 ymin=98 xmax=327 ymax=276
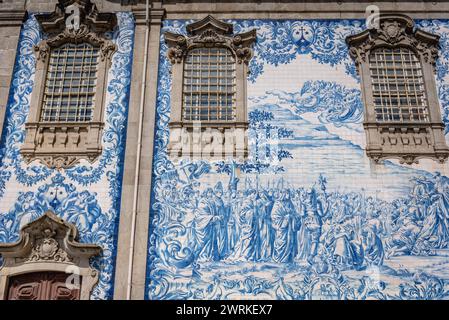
xmin=20 ymin=0 xmax=117 ymax=169
xmin=164 ymin=15 xmax=256 ymax=160
xmin=0 ymin=211 xmax=102 ymax=300
xmin=346 ymin=14 xmax=449 ymax=164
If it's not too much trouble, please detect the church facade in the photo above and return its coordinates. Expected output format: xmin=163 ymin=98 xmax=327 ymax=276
xmin=1 ymin=0 xmax=449 ymax=300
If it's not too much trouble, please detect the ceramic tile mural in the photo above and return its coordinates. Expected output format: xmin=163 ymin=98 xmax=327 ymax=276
xmin=146 ymin=19 xmax=449 ymax=300
xmin=0 ymin=12 xmax=135 ymax=299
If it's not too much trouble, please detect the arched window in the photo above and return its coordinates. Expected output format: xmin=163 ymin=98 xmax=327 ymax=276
xmin=183 ymin=47 xmax=236 ymax=122
xmin=369 ymin=47 xmax=428 ymax=123
xmin=42 ymin=43 xmax=99 ymax=122
xmin=347 ymin=14 xmax=449 ymax=164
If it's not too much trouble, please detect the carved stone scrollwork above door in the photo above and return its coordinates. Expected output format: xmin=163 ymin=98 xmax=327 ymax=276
xmin=0 ymin=211 xmax=102 ymax=300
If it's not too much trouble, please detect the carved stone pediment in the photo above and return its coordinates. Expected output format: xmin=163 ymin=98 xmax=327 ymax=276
xmin=0 ymin=211 xmax=101 ymax=300
xmin=165 ymin=15 xmax=256 ymax=65
xmin=34 ymin=0 xmax=117 ymax=65
xmin=346 ymin=14 xmax=439 ymax=70
xmin=0 ymin=211 xmax=101 ymax=265
xmin=186 ymin=15 xmax=234 ymax=36
xmin=35 ymin=0 xmax=116 ymax=34
xmin=35 ymin=24 xmax=117 ymax=63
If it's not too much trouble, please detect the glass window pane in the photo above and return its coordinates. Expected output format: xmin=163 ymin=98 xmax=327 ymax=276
xmin=40 ymin=43 xmax=99 ymax=122
xmin=182 ymin=47 xmax=236 ymax=121
xmin=369 ymin=47 xmax=429 ymax=123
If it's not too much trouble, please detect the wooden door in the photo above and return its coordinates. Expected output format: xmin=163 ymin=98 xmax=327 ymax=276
xmin=6 ymin=272 xmax=80 ymax=300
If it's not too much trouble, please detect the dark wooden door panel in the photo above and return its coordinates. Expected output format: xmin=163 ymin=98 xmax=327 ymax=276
xmin=6 ymin=272 xmax=80 ymax=300
xmin=7 ymin=272 xmax=45 ymax=300
xmin=7 ymin=281 xmax=41 ymax=300
xmin=48 ymin=273 xmax=80 ymax=300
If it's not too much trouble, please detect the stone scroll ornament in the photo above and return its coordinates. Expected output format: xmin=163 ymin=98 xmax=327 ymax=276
xmin=165 ymin=16 xmax=256 ymax=65
xmin=0 ymin=211 xmax=101 ymax=300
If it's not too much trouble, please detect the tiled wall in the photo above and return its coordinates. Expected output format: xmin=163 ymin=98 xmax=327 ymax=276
xmin=0 ymin=12 xmax=135 ymax=299
xmin=146 ymin=19 xmax=449 ymax=300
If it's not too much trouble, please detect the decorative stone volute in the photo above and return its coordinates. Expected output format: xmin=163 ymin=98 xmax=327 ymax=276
xmin=35 ymin=0 xmax=117 ymax=34
xmin=347 ymin=14 xmax=439 ymax=72
xmin=165 ymin=15 xmax=256 ymax=65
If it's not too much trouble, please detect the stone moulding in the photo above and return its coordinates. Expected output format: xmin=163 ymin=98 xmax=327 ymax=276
xmin=20 ymin=0 xmax=117 ymax=169
xmin=164 ymin=15 xmax=256 ymax=161
xmin=35 ymin=0 xmax=116 ymax=34
xmin=0 ymin=211 xmax=102 ymax=300
xmin=346 ymin=14 xmax=449 ymax=165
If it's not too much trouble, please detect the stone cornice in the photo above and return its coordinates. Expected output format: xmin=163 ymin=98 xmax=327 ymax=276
xmin=0 ymin=9 xmax=27 ymax=27
xmin=132 ymin=7 xmax=165 ymax=25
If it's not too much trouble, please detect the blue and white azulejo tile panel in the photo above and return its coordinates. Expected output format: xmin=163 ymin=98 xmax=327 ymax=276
xmin=146 ymin=19 xmax=449 ymax=300
xmin=0 ymin=12 xmax=135 ymax=300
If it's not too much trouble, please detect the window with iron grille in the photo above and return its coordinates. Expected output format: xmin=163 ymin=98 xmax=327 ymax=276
xmin=165 ymin=15 xmax=256 ymax=160
xmin=346 ymin=14 xmax=449 ymax=164
xmin=369 ymin=47 xmax=429 ymax=123
xmin=20 ymin=1 xmax=117 ymax=169
xmin=41 ymin=43 xmax=99 ymax=122
xmin=182 ymin=47 xmax=236 ymax=122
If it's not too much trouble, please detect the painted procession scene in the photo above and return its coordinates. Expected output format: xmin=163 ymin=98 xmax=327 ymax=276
xmin=146 ymin=18 xmax=449 ymax=300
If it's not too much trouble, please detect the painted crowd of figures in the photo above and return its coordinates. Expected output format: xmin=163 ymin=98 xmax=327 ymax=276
xmin=156 ymin=169 xmax=449 ymax=272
